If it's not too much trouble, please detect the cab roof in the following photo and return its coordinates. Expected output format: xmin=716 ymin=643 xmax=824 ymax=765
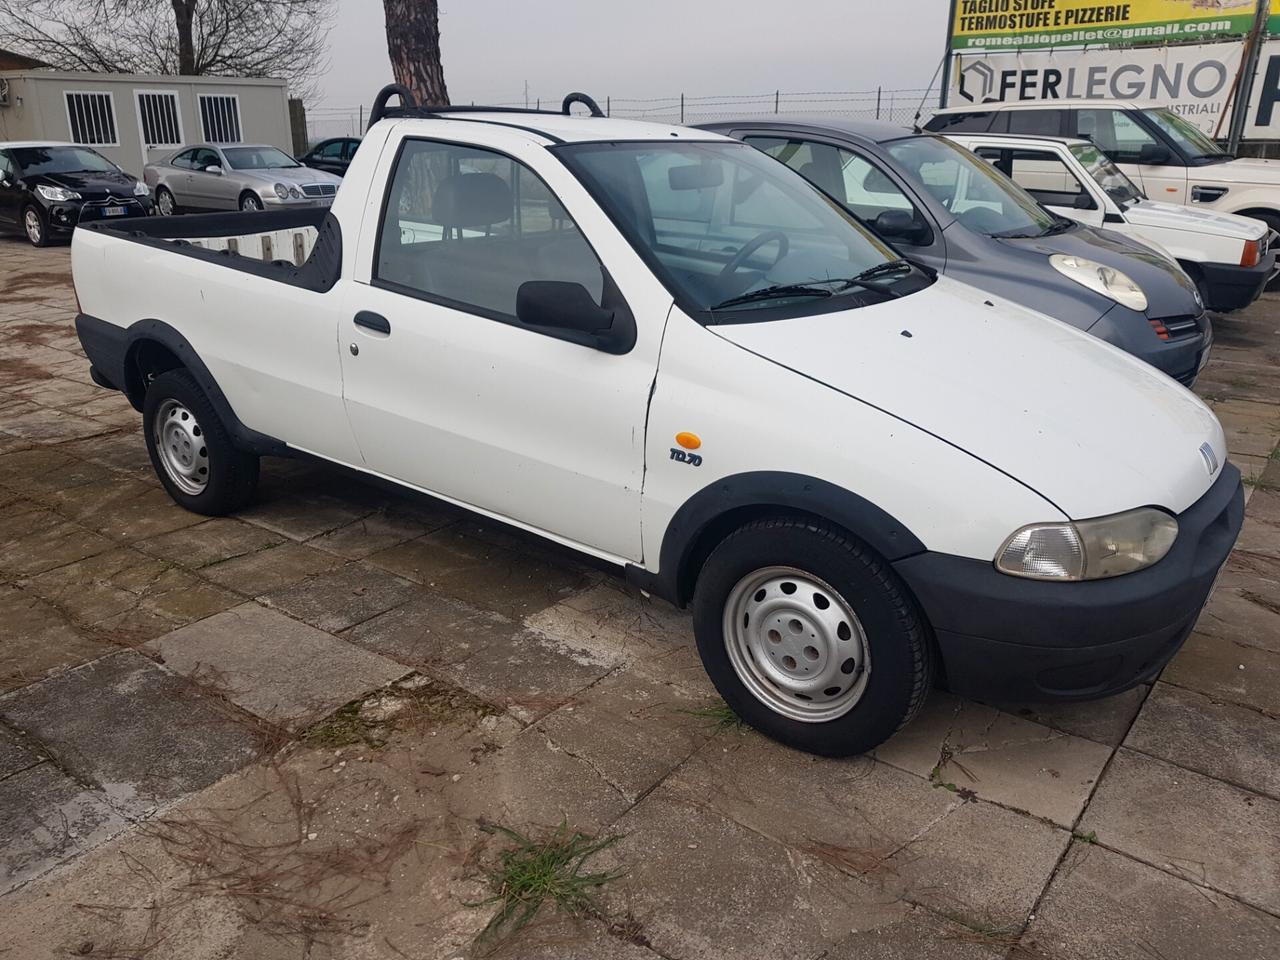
xmin=388 ymin=111 xmax=726 ymax=145
xmin=0 ymin=140 xmax=75 ymax=149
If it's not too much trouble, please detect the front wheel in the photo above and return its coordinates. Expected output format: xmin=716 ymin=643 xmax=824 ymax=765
xmin=239 ymin=193 xmax=263 ymax=212
xmin=143 ymin=369 xmax=259 ymax=515
xmin=692 ymin=518 xmax=933 ymax=757
xmin=23 ymin=206 xmax=51 ymax=247
xmin=155 ymin=187 xmax=178 ymax=217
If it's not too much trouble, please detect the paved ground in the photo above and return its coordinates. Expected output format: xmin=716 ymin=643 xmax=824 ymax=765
xmin=1 ymin=234 xmax=1279 ymax=960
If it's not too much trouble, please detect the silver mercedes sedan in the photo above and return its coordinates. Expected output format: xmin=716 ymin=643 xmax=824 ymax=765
xmin=143 ymin=143 xmax=342 ymax=215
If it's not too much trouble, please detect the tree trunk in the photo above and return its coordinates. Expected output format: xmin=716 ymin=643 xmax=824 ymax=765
xmin=382 ymin=0 xmax=449 ymax=107
xmin=170 ymin=0 xmax=197 ymax=74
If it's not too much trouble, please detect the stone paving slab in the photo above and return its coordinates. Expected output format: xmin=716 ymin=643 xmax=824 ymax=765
xmin=0 ymin=651 xmax=260 ymax=818
xmin=308 ymin=501 xmax=458 ymax=559
xmin=134 ymin=517 xmax=285 ymax=569
xmin=873 ymin=692 xmax=1112 ymax=827
xmin=824 ymin=907 xmax=1005 ymax=959
xmin=0 ymin=586 xmax=114 ymax=694
xmin=1079 ymin=748 xmax=1280 ymax=915
xmin=1126 ymin=682 xmax=1280 ymax=800
xmin=1193 ymin=586 xmax=1280 ymax=654
xmin=258 ymin=561 xmax=421 ymax=632
xmin=0 ymin=510 xmax=114 ymax=579
xmin=0 ymin=762 xmax=127 ymax=895
xmin=1020 ymin=842 xmax=1280 ymax=960
xmin=200 ymin=540 xmax=345 ymax=595
xmin=147 ymin=602 xmax=406 ymax=728
xmin=0 ymin=726 xmax=42 ymax=779
xmin=1162 ymin=629 xmax=1280 ymax=715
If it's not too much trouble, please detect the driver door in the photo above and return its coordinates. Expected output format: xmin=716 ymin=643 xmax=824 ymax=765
xmin=741 ymin=133 xmax=946 ymax=273
xmin=0 ymin=151 xmax=20 ymax=229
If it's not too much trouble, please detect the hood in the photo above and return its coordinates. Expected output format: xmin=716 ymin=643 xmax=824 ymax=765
xmin=32 ymin=170 xmax=140 ymax=200
xmin=236 ymin=167 xmax=342 ymax=187
xmin=999 ymin=221 xmax=1200 ymax=319
xmin=710 ymin=277 xmax=1225 ymax=519
xmin=1125 ymin=199 xmax=1266 ymax=241
xmin=1197 ymin=156 xmax=1280 ymax=186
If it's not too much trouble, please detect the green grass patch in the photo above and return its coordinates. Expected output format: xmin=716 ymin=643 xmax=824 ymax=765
xmin=472 ymin=822 xmax=623 ymax=944
xmin=681 ymin=700 xmax=747 ymax=734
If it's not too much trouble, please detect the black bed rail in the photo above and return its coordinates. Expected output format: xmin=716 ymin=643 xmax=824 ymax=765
xmin=367 ymin=84 xmax=605 ymax=130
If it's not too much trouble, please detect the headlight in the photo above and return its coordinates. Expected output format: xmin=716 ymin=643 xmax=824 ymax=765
xmin=1049 ymin=254 xmax=1148 ymax=312
xmin=288 ymin=186 xmax=302 ymax=199
xmin=995 ymin=507 xmax=1178 ymax=581
xmin=273 ymin=182 xmax=289 ymax=199
xmin=133 ymin=181 xmax=150 ymax=197
xmin=36 ymin=184 xmax=81 ymax=202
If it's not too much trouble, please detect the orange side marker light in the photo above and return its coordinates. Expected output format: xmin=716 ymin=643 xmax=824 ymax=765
xmin=675 ymin=432 xmax=701 ymax=450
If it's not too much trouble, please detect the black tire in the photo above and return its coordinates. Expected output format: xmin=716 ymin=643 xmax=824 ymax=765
xmin=691 ymin=517 xmax=934 ymax=757
xmin=143 ymin=368 xmax=259 ymax=515
xmin=23 ymin=205 xmax=51 ymax=247
xmin=156 ymin=187 xmax=179 ymax=217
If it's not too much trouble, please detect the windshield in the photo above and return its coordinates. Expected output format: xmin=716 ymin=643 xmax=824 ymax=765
xmin=1070 ymin=142 xmax=1143 ymax=205
xmin=558 ymin=140 xmax=928 ymax=316
xmin=11 ymin=146 xmax=120 ymax=176
xmin=221 ymin=146 xmax=300 ymax=170
xmin=1142 ymin=108 xmax=1229 ymax=162
xmin=885 ymin=136 xmax=1058 ymax=238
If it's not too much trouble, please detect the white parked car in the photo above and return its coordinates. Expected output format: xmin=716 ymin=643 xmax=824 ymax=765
xmin=947 ymin=132 xmax=1277 ymax=312
xmin=70 ymin=88 xmax=1244 ymax=757
xmin=927 ymin=101 xmax=1280 ymax=236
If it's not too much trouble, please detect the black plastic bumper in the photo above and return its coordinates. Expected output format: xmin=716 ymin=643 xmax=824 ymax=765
xmin=893 ymin=465 xmax=1244 ymax=702
xmin=46 ymin=198 xmax=153 ymax=235
xmin=1200 ymin=251 xmax=1277 ymax=312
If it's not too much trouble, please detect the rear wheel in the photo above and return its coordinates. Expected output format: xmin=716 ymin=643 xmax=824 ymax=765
xmin=23 ymin=206 xmax=50 ymax=247
xmin=143 ymin=369 xmax=258 ymax=515
xmin=692 ymin=517 xmax=933 ymax=756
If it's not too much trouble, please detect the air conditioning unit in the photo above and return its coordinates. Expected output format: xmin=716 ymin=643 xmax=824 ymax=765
xmin=0 ymin=79 xmax=10 ymax=107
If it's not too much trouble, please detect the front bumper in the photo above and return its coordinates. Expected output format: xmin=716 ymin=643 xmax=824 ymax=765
xmin=1198 ymin=249 xmax=1278 ymax=312
xmin=1090 ymin=304 xmax=1212 ymax=387
xmin=893 ymin=465 xmax=1244 ymax=702
xmin=46 ymin=197 xmax=153 ymax=234
xmin=262 ymin=195 xmax=334 ymax=209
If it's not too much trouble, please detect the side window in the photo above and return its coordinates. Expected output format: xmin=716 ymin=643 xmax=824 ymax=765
xmin=193 ymin=148 xmax=220 ymax=169
xmin=375 ymin=139 xmax=605 ymax=318
xmin=1004 ymin=149 xmax=1092 ymax=208
xmin=1078 ymin=109 xmax=1157 ymax=164
xmin=317 ymin=140 xmax=345 ymax=159
xmin=1008 ymin=110 xmax=1063 ymax=136
xmin=343 ymin=139 xmax=361 ymax=160
xmin=0 ymin=152 xmax=15 ymax=182
xmin=170 ymin=149 xmax=195 ymax=169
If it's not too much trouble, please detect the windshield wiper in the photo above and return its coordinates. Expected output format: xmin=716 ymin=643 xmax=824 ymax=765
xmin=710 ymin=283 xmax=835 ymax=310
xmin=848 ymin=258 xmax=913 ymax=282
xmin=1041 ymin=217 xmax=1076 ymax=236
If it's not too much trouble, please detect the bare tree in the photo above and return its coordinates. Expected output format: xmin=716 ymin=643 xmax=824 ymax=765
xmin=383 ymin=0 xmax=449 ymax=106
xmin=0 ymin=0 xmax=334 ymax=92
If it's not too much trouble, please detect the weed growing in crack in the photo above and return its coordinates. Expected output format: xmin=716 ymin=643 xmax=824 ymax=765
xmin=681 ymin=700 xmax=747 ymax=734
xmin=303 ymin=675 xmax=498 ymax=749
xmin=470 ymin=822 xmax=623 ymax=946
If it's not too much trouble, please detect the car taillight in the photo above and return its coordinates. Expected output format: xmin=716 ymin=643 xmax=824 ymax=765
xmin=1241 ymin=239 xmax=1260 ymax=267
xmin=1149 ymin=319 xmax=1170 ymax=341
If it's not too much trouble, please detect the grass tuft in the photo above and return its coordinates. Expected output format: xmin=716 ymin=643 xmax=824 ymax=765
xmin=472 ymin=822 xmax=623 ymax=944
xmin=681 ymin=700 xmax=747 ymax=734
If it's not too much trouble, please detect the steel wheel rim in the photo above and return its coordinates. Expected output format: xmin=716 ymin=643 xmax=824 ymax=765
xmin=158 ymin=190 xmax=174 ymax=215
xmin=153 ymin=399 xmax=209 ymax=495
xmin=723 ymin=566 xmax=871 ymax=723
xmin=24 ymin=210 xmax=41 ymax=243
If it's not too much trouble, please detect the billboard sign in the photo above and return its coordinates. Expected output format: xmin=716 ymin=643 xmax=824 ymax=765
xmin=946 ymin=43 xmax=1245 ymax=134
xmin=951 ymin=0 xmax=1262 ymax=51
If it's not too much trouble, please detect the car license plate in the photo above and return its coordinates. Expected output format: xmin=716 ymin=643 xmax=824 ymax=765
xmin=102 ymin=205 xmax=126 ymax=217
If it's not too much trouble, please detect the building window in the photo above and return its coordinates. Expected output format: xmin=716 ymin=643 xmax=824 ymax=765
xmin=135 ymin=90 xmax=183 ymax=148
xmin=64 ymin=91 xmax=118 ymax=146
xmin=199 ymin=94 xmax=242 ymax=143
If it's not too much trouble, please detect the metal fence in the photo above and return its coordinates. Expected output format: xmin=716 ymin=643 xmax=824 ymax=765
xmin=304 ymin=86 xmax=936 ymax=146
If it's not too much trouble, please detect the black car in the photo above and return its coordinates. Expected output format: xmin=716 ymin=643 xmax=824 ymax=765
xmin=299 ymin=137 xmax=361 ymax=177
xmin=0 ymin=143 xmax=154 ymax=247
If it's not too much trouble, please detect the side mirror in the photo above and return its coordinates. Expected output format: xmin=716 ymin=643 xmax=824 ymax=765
xmin=1072 ymin=192 xmax=1097 ymax=210
xmin=873 ymin=209 xmax=927 ymax=244
xmin=204 ymin=164 xmax=224 ymax=175
xmin=517 ymin=281 xmax=622 ymax=349
xmin=1137 ymin=144 xmax=1171 ymax=165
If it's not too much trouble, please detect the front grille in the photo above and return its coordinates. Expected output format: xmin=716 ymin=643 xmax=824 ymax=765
xmin=301 ymin=183 xmax=337 ymax=198
xmin=1154 ymin=314 xmax=1203 ymax=341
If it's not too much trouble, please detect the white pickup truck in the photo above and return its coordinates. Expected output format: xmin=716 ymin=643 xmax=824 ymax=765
xmin=947 ymin=132 xmax=1277 ymax=313
xmin=72 ymin=86 xmax=1243 ymax=757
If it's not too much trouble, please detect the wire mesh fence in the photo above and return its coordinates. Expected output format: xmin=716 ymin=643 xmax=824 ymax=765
xmin=304 ymin=86 xmax=937 ymax=146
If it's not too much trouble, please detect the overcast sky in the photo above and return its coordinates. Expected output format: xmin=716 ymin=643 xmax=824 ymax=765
xmin=312 ymin=0 xmax=954 ymax=130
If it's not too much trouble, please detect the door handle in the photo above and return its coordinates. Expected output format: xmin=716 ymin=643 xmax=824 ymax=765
xmin=354 ymin=311 xmax=391 ymax=335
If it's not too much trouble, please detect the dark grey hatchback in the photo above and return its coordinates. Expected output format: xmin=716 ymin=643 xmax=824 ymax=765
xmin=698 ymin=119 xmax=1212 ymax=385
